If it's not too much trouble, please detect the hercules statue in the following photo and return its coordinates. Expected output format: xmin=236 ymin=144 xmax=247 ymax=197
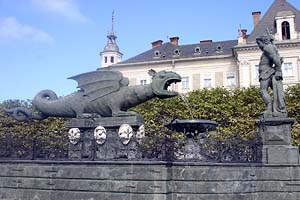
xmin=256 ymin=31 xmax=287 ymax=118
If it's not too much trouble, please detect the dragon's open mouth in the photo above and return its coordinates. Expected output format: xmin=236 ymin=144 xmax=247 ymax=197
xmin=163 ymin=78 xmax=181 ymax=93
xmin=151 ymin=70 xmax=182 ymax=99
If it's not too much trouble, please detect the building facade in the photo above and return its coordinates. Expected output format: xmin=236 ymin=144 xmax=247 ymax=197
xmin=101 ymin=0 xmax=300 ymax=93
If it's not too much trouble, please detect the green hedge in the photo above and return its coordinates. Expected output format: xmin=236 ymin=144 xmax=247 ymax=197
xmin=0 ymin=99 xmax=68 ymax=140
xmin=133 ymin=86 xmax=300 ymax=146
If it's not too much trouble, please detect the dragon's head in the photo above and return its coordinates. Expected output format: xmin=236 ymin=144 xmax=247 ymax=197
xmin=149 ymin=69 xmax=181 ymax=99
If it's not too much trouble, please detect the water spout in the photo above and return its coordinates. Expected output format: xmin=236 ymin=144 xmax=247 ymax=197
xmin=179 ymin=93 xmax=194 ymax=119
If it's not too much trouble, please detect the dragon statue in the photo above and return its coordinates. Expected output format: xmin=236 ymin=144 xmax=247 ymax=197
xmin=5 ymin=69 xmax=181 ymax=121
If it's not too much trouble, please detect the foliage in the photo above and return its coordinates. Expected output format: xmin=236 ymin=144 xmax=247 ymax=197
xmin=285 ymin=84 xmax=300 ymax=146
xmin=133 ymin=86 xmax=300 ymax=146
xmin=0 ymin=99 xmax=67 ymax=141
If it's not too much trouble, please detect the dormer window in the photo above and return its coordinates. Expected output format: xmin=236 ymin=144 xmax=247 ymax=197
xmin=216 ymin=45 xmax=223 ymax=53
xmin=194 ymin=46 xmax=201 ymax=55
xmin=154 ymin=50 xmax=161 ymax=58
xmin=282 ymin=21 xmax=291 ymax=40
xmin=173 ymin=49 xmax=180 ymax=57
xmin=275 ymin=11 xmax=296 ymax=41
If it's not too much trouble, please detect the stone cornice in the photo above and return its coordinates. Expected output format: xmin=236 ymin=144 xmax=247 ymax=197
xmin=276 ymin=42 xmax=300 ymax=49
xmin=112 ymin=54 xmax=233 ymax=68
xmin=234 ymin=40 xmax=300 ymax=52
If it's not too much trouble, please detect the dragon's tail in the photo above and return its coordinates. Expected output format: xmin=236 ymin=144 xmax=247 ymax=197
xmin=4 ymin=107 xmax=47 ymax=121
xmin=33 ymin=89 xmax=58 ymax=102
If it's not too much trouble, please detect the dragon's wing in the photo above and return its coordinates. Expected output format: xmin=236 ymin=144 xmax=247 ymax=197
xmin=69 ymin=70 xmax=129 ymax=102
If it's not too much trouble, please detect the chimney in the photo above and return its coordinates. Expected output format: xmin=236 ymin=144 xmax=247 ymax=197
xmin=151 ymin=40 xmax=163 ymax=48
xmin=169 ymin=37 xmax=179 ymax=46
xmin=252 ymin=11 xmax=261 ymax=28
xmin=241 ymin=29 xmax=247 ymax=39
xmin=200 ymin=40 xmax=213 ymax=44
xmin=238 ymin=28 xmax=247 ymax=44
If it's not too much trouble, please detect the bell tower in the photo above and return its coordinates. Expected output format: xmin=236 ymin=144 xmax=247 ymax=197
xmin=100 ymin=12 xmax=123 ymax=68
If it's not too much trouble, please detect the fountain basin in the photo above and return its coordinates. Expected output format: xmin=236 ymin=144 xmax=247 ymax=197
xmin=165 ymin=119 xmax=218 ymax=136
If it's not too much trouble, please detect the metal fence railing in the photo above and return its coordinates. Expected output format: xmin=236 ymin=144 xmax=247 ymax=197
xmin=0 ymin=131 xmax=262 ymax=163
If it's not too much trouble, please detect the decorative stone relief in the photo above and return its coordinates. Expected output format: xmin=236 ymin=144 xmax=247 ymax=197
xmin=237 ymin=59 xmax=251 ymax=87
xmin=68 ymin=128 xmax=81 ymax=145
xmin=238 ymin=59 xmax=250 ymax=67
xmin=118 ymin=124 xmax=133 ymax=145
xmin=136 ymin=124 xmax=145 ymax=144
xmin=94 ymin=126 xmax=107 ymax=145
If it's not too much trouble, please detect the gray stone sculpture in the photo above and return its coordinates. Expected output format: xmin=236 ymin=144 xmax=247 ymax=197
xmin=5 ymin=69 xmax=181 ymax=121
xmin=256 ymin=31 xmax=299 ymax=165
xmin=136 ymin=124 xmax=145 ymax=144
xmin=94 ymin=126 xmax=107 ymax=145
xmin=118 ymin=124 xmax=133 ymax=145
xmin=256 ymin=31 xmax=287 ymax=118
xmin=68 ymin=128 xmax=81 ymax=145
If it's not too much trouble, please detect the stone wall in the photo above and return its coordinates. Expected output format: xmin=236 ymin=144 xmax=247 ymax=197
xmin=0 ymin=161 xmax=299 ymax=200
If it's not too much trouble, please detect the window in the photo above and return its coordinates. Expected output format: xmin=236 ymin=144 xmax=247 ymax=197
xmin=283 ymin=62 xmax=293 ymax=77
xmin=154 ymin=50 xmax=161 ymax=57
xmin=104 ymin=56 xmax=107 ymax=63
xmin=110 ymin=56 xmax=114 ymax=63
xmin=255 ymin=65 xmax=259 ymax=80
xmin=216 ymin=45 xmax=223 ymax=53
xmin=282 ymin=21 xmax=290 ymax=40
xmin=182 ymin=77 xmax=189 ymax=89
xmin=226 ymin=72 xmax=236 ymax=87
xmin=140 ymin=80 xmax=147 ymax=85
xmin=194 ymin=46 xmax=201 ymax=54
xmin=203 ymin=74 xmax=212 ymax=88
xmin=173 ymin=49 xmax=180 ymax=56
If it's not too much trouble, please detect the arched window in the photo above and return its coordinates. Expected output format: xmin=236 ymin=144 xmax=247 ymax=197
xmin=282 ymin=21 xmax=290 ymax=40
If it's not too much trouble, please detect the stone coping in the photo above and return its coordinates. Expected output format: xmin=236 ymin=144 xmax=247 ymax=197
xmin=66 ymin=115 xmax=144 ymax=129
xmin=1 ymin=160 xmax=299 ymax=167
xmin=256 ymin=117 xmax=295 ymax=126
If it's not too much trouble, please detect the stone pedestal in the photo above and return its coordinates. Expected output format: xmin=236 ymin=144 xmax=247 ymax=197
xmin=262 ymin=145 xmax=299 ymax=164
xmin=257 ymin=117 xmax=300 ymax=164
xmin=65 ymin=115 xmax=144 ymax=161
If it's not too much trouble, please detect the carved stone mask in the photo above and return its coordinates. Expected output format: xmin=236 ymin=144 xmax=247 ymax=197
xmin=118 ymin=124 xmax=133 ymax=145
xmin=68 ymin=128 xmax=81 ymax=145
xmin=136 ymin=124 xmax=145 ymax=143
xmin=94 ymin=126 xmax=107 ymax=145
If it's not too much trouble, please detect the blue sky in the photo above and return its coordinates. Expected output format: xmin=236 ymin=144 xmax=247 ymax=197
xmin=0 ymin=0 xmax=299 ymax=102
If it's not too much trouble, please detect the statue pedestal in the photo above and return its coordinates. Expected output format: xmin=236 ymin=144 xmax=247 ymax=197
xmin=256 ymin=117 xmax=299 ymax=164
xmin=262 ymin=145 xmax=299 ymax=164
xmin=65 ymin=115 xmax=144 ymax=161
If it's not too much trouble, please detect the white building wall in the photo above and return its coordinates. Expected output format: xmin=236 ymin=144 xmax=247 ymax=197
xmin=236 ymin=43 xmax=300 ymax=88
xmin=101 ymin=52 xmax=122 ymax=68
xmin=112 ymin=56 xmax=238 ymax=93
